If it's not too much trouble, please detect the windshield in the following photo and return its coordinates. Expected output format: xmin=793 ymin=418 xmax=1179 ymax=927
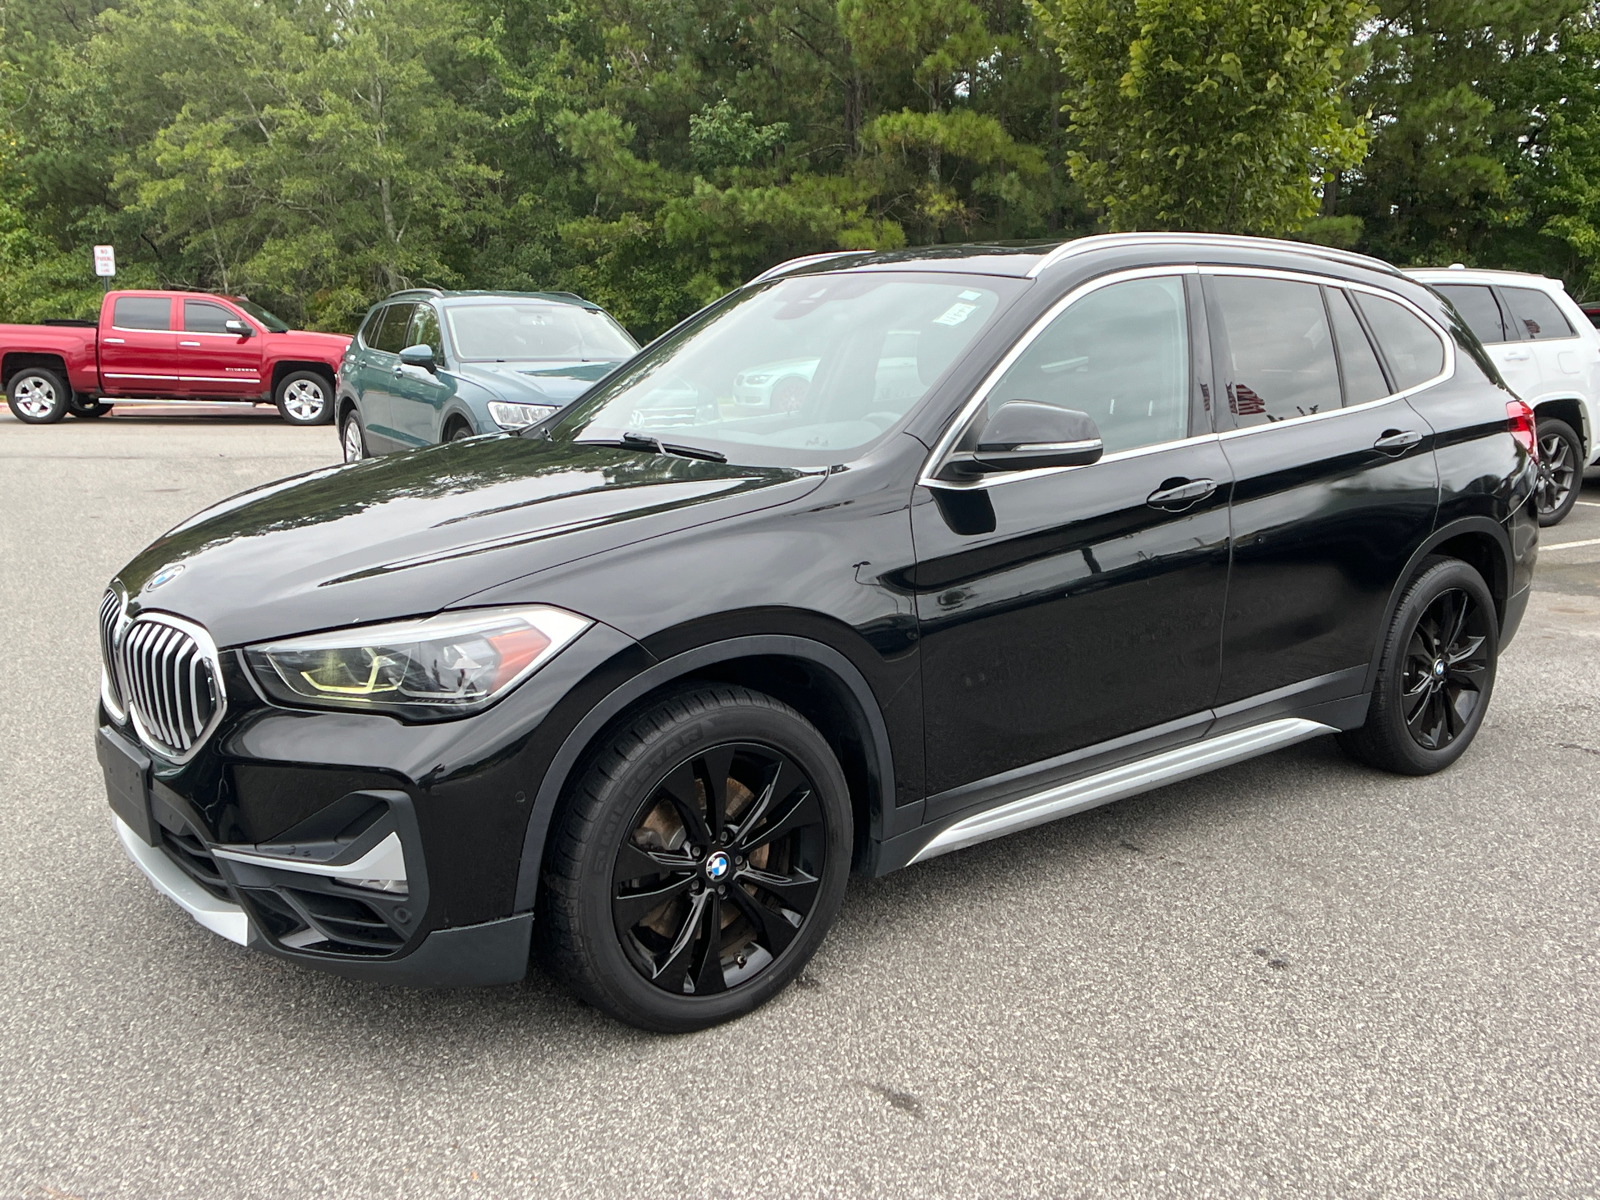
xmin=445 ymin=302 xmax=638 ymax=362
xmin=556 ymin=272 xmax=1015 ymax=466
xmin=233 ymin=298 xmax=290 ymax=333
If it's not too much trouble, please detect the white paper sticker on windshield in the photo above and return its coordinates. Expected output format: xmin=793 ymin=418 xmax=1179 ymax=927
xmin=958 ymin=290 xmax=982 ymax=300
xmin=934 ymin=302 xmax=978 ymax=326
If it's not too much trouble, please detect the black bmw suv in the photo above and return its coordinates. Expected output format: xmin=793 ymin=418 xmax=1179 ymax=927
xmin=96 ymin=235 xmax=1539 ymax=1031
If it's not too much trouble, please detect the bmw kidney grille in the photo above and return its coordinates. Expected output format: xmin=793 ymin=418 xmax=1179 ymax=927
xmin=103 ymin=603 xmax=226 ymax=762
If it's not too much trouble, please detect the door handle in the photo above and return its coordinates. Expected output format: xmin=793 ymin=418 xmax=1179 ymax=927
xmin=1373 ymin=429 xmax=1423 ymax=455
xmin=178 ymin=340 xmax=201 ymax=347
xmin=393 ymin=363 xmax=405 ymax=375
xmin=103 ymin=337 xmax=124 ymax=344
xmin=1502 ymin=348 xmax=1531 ymax=361
xmin=1146 ymin=478 xmax=1218 ymax=509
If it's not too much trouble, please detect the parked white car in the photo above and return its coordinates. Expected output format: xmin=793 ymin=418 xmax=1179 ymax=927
xmin=1409 ymin=266 xmax=1598 ymax=525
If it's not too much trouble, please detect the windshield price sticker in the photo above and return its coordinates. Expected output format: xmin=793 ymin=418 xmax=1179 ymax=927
xmin=933 ymin=302 xmax=978 ymax=326
xmin=93 ymin=245 xmax=116 ymax=277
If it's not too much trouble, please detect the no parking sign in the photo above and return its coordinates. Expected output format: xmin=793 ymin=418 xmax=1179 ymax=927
xmin=92 ymin=244 xmax=115 ymax=277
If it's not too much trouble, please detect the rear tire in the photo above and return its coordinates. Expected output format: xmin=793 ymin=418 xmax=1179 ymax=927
xmin=1338 ymin=557 xmax=1498 ymax=776
xmin=67 ymin=395 xmax=112 ymax=418
xmin=1534 ymin=417 xmax=1582 ymax=526
xmin=340 ymin=408 xmax=368 ymax=462
xmin=538 ymin=685 xmax=851 ymax=1032
xmin=275 ymin=370 xmax=333 ymax=425
xmin=6 ymin=368 xmax=69 ymax=423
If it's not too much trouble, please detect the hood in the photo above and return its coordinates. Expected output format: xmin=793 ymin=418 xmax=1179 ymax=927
xmin=117 ymin=436 xmax=822 ymax=647
xmin=453 ymin=360 xmax=624 ymax=407
xmin=276 ymin=329 xmax=351 ymax=352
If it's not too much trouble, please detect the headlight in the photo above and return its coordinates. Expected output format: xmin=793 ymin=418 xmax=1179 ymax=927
xmin=488 ymin=401 xmax=558 ymax=429
xmin=740 ymin=374 xmax=771 ymax=386
xmin=244 ymin=605 xmax=591 ymax=720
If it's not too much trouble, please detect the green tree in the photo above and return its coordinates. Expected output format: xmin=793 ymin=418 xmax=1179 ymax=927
xmin=1035 ymin=0 xmax=1373 ymax=233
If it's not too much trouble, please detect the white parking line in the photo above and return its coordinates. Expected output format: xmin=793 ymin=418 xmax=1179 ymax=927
xmin=1578 ymin=500 xmax=1600 ymax=508
xmin=1543 ymin=536 xmax=1600 ymax=551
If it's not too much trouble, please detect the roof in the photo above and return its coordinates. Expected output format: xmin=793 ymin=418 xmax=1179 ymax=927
xmin=382 ymin=288 xmax=600 ymax=309
xmin=1406 ymin=266 xmax=1557 ymax=283
xmin=753 ymin=233 xmax=1402 ymax=284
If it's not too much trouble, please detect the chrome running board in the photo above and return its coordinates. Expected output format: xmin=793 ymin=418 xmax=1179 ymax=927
xmin=908 ymin=717 xmax=1337 ymax=864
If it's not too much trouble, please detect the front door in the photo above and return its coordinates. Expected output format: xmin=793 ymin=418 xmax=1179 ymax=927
xmin=913 ymin=272 xmax=1233 ymax=801
xmin=176 ymin=298 xmax=263 ymax=398
xmin=388 ymin=303 xmax=454 ymax=446
xmin=100 ymin=296 xmax=179 ymax=396
xmin=1205 ymin=271 xmax=1442 ymax=713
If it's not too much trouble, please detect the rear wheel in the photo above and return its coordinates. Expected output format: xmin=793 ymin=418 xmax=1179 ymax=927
xmin=1338 ymin=557 xmax=1497 ymax=775
xmin=67 ymin=395 xmax=112 ymax=418
xmin=6 ymin=368 xmax=69 ymax=424
xmin=539 ymin=686 xmax=851 ymax=1032
xmin=275 ymin=371 xmax=333 ymax=425
xmin=1534 ymin=417 xmax=1582 ymax=526
xmin=340 ymin=408 xmax=369 ymax=462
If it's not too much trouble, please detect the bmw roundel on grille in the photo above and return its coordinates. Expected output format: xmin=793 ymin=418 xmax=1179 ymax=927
xmin=101 ymin=603 xmax=227 ymax=763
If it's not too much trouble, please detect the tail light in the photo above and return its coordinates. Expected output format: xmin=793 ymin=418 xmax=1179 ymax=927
xmin=1507 ymin=400 xmax=1538 ymax=461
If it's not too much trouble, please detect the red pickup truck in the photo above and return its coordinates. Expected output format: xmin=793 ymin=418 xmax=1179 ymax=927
xmin=1 ymin=290 xmax=349 ymax=425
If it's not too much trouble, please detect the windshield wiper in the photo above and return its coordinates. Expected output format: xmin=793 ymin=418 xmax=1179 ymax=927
xmin=584 ymin=431 xmax=728 ymax=463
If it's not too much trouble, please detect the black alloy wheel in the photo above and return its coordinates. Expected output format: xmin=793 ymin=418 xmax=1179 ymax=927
xmin=613 ymin=742 xmax=826 ymax=997
xmin=1338 ymin=557 xmax=1498 ymax=775
xmin=540 ymin=686 xmax=850 ymax=1032
xmin=1534 ymin=417 xmax=1582 ymax=526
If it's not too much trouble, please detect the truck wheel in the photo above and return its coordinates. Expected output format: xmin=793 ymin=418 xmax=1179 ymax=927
xmin=275 ymin=371 xmax=333 ymax=425
xmin=67 ymin=394 xmax=112 ymax=419
xmin=6 ymin=369 xmax=70 ymax=424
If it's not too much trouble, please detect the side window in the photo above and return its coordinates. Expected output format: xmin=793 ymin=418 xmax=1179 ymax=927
xmin=1354 ymin=293 xmax=1446 ymax=391
xmin=1435 ymin=284 xmax=1507 ymax=345
xmin=183 ymin=300 xmax=237 ymax=334
xmin=1501 ymin=286 xmax=1576 ymax=340
xmin=357 ymin=306 xmax=387 ymax=348
xmin=409 ymin=305 xmax=443 ymax=357
xmin=1210 ymin=276 xmax=1340 ymax=425
xmin=112 ymin=296 xmax=171 ymax=331
xmin=981 ymin=275 xmax=1190 ymax=455
xmin=1328 ymin=289 xmax=1390 ymax=406
xmin=373 ymin=303 xmax=416 ymax=354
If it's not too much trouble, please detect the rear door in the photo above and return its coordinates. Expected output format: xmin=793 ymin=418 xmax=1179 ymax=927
xmin=388 ymin=304 xmax=456 ymax=446
xmin=1498 ymin=284 xmax=1586 ymax=397
xmin=1206 ymin=272 xmax=1442 ymax=721
xmin=357 ymin=303 xmax=415 ymax=451
xmin=1434 ymin=282 xmax=1538 ymax=400
xmin=100 ymin=296 xmax=179 ymax=396
xmin=176 ymin=298 xmax=263 ymax=398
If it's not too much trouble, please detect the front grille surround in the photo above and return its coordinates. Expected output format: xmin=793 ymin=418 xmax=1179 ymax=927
xmin=113 ymin=611 xmax=227 ymax=763
xmin=98 ymin=586 xmax=129 ymax=722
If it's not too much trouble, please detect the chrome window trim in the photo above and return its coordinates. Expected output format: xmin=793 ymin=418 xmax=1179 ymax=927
xmin=920 ymin=265 xmax=1202 ymax=491
xmin=116 ymin=611 xmax=228 ymax=765
xmin=1202 ymin=266 xmax=1456 ymax=441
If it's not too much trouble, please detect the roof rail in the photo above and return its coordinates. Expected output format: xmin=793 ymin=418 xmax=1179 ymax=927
xmin=1025 ymin=233 xmax=1400 ymax=280
xmin=748 ymin=250 xmax=873 ymax=286
xmin=386 ymin=286 xmax=445 ymax=299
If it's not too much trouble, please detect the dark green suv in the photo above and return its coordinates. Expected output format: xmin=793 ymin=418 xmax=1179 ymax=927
xmin=335 ymin=289 xmax=639 ymax=461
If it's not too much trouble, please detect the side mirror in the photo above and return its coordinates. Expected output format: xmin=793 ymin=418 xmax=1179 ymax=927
xmin=936 ymin=400 xmax=1103 ymax=481
xmin=224 ymin=318 xmax=254 ymax=338
xmin=399 ymin=343 xmax=436 ymax=371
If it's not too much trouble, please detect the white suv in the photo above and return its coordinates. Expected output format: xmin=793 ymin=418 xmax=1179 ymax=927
xmin=1408 ymin=266 xmax=1597 ymax=525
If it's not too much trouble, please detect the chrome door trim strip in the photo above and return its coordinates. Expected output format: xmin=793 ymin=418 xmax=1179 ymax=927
xmin=907 ymin=717 xmax=1337 ymax=864
xmin=919 ymin=264 xmax=1202 ymax=491
xmin=114 ymin=815 xmax=249 ymax=945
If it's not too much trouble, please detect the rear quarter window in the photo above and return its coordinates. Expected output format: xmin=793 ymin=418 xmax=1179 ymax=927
xmin=1501 ymin=287 xmax=1576 ymax=340
xmin=1354 ymin=293 xmax=1446 ymax=392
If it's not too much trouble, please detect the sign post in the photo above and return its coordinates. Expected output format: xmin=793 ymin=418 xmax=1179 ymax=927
xmin=93 ymin=245 xmax=116 ymax=294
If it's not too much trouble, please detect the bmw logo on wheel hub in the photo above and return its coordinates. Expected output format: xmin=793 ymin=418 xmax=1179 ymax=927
xmin=704 ymin=850 xmax=731 ymax=882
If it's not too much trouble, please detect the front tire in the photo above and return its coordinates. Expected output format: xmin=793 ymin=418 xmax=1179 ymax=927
xmin=1338 ymin=557 xmax=1498 ymax=775
xmin=275 ymin=370 xmax=333 ymax=425
xmin=6 ymin=368 xmax=70 ymax=424
xmin=539 ymin=686 xmax=852 ymax=1032
xmin=1534 ymin=417 xmax=1582 ymax=526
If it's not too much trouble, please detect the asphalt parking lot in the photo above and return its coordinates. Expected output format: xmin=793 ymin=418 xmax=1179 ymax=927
xmin=1 ymin=405 xmax=1598 ymax=1199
